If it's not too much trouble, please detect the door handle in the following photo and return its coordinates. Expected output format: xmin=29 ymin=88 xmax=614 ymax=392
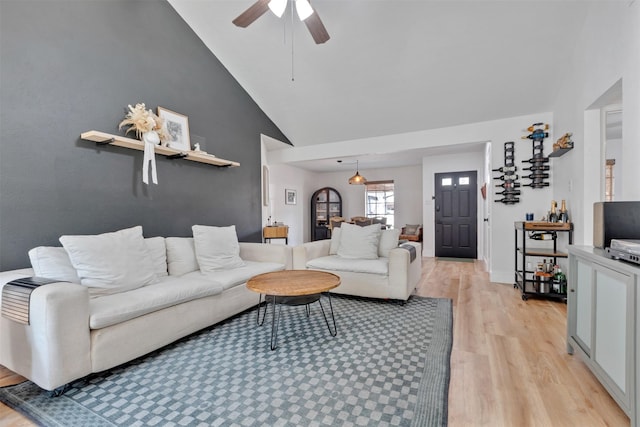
xmin=484 ymin=218 xmax=489 ymax=222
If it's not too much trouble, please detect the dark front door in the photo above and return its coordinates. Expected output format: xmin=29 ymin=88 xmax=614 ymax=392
xmin=434 ymin=171 xmax=478 ymax=258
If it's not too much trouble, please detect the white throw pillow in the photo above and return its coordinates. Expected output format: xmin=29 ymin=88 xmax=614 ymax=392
xmin=329 ymin=227 xmax=342 ymax=255
xmin=59 ymin=226 xmax=158 ymax=297
xmin=337 ymin=223 xmax=381 ymax=260
xmin=145 ymin=237 xmax=168 ymax=277
xmin=165 ymin=237 xmax=199 ymax=276
xmin=28 ymin=246 xmax=81 ymax=283
xmin=378 ymin=228 xmax=402 ymax=257
xmin=192 ymin=225 xmax=246 ymax=272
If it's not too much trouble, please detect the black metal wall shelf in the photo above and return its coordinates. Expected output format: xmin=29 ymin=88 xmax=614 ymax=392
xmin=549 ymin=147 xmax=573 ymax=158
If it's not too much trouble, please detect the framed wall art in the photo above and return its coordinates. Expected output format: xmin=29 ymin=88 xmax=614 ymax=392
xmin=157 ymin=107 xmax=190 ymax=152
xmin=285 ymin=189 xmax=297 ymax=205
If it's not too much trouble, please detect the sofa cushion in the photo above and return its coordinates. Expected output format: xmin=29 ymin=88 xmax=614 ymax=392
xmin=333 ymin=227 xmax=399 ymax=258
xmin=203 ymin=260 xmax=285 ymax=291
xmin=329 ymin=228 xmax=342 ymax=255
xmin=28 ymin=246 xmax=81 ymax=283
xmin=165 ymin=237 xmax=199 ymax=276
xmin=193 ymin=225 xmax=245 ymax=272
xmin=337 ymin=223 xmax=381 ymax=259
xmin=378 ymin=228 xmax=401 ymax=257
xmin=306 ymin=255 xmax=389 ymax=276
xmin=145 ymin=237 xmax=168 ymax=277
xmin=89 ymin=272 xmax=224 ymax=329
xmin=59 ymin=226 xmax=158 ymax=297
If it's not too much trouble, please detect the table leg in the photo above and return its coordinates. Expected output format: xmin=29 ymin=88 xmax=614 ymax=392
xmin=318 ymin=293 xmax=337 ymax=337
xmin=270 ymin=296 xmax=282 ymax=351
xmin=256 ymin=294 xmax=270 ymax=326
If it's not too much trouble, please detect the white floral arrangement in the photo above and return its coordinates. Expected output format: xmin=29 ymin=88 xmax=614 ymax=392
xmin=118 ymin=103 xmax=169 ymax=145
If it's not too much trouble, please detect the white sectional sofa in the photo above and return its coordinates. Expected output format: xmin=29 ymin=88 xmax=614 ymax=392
xmin=293 ymin=223 xmax=421 ymax=301
xmin=0 ymin=225 xmax=291 ymax=392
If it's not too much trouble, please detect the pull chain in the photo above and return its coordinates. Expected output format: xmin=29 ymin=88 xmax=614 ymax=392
xmin=291 ymin=0 xmax=295 ymax=82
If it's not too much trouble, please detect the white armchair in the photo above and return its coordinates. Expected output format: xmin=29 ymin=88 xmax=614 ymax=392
xmin=293 ymin=236 xmax=421 ymax=302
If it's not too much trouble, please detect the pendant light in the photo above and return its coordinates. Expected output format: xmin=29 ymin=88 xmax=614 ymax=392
xmin=348 ymin=160 xmax=367 ymax=185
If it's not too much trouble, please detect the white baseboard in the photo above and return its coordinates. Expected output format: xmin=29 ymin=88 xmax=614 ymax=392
xmin=490 ymin=269 xmax=513 ymax=285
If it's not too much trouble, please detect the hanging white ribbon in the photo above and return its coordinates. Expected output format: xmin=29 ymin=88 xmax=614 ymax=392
xmin=142 ymin=131 xmax=159 ymax=185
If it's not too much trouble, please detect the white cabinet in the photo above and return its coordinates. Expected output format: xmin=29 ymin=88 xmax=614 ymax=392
xmin=594 ymin=267 xmax=631 ymax=393
xmin=574 ymin=258 xmax=593 ymax=353
xmin=567 ymin=246 xmax=637 ymax=425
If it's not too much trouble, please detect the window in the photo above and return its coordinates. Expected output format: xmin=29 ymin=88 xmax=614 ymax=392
xmin=365 ymin=181 xmax=394 ymax=229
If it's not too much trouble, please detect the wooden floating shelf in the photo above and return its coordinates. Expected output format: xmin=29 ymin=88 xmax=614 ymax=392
xmin=80 ymin=130 xmax=240 ymax=167
xmin=517 ymin=247 xmax=568 ymax=258
xmin=515 ymin=221 xmax=572 ymax=231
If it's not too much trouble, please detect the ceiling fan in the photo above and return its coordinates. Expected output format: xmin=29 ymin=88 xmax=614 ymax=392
xmin=232 ymin=0 xmax=330 ymax=44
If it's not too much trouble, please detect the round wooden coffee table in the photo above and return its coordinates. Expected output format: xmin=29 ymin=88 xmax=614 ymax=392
xmin=247 ymin=270 xmax=341 ymax=350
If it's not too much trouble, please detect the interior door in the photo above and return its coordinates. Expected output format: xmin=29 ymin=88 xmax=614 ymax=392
xmin=434 ymin=171 xmax=478 ymax=258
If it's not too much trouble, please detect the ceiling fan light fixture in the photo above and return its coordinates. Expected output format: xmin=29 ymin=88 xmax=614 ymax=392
xmin=268 ymin=0 xmax=287 ymax=18
xmin=295 ymin=0 xmax=314 ymax=21
xmin=348 ymin=160 xmax=367 ymax=185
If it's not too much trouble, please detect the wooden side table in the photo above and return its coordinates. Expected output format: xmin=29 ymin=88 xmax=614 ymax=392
xmin=247 ymin=270 xmax=340 ymax=350
xmin=263 ymin=225 xmax=288 ymax=244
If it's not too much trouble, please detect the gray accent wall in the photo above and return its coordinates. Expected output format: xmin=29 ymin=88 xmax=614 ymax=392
xmin=0 ymin=0 xmax=290 ymax=270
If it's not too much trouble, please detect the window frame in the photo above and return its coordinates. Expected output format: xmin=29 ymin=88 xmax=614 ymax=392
xmin=365 ymin=180 xmax=394 ymax=228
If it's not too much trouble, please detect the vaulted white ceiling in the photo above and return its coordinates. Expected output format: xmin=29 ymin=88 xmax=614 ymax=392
xmin=169 ymin=0 xmax=590 ymax=158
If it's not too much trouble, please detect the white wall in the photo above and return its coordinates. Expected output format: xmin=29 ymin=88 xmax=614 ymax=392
xmin=606 ymin=138 xmax=623 ymax=200
xmin=263 ymin=163 xmax=423 ymax=246
xmin=262 ymin=163 xmax=319 ymax=246
xmin=422 ymin=151 xmax=485 ymax=259
xmin=552 ymin=1 xmax=640 ymax=245
xmin=262 ymin=1 xmax=639 ymax=286
xmin=410 ymin=112 xmax=554 ymax=283
xmin=482 ymin=142 xmax=492 ymax=267
xmin=269 ymin=112 xmax=555 ymax=283
xmin=313 ymin=165 xmax=423 ymax=229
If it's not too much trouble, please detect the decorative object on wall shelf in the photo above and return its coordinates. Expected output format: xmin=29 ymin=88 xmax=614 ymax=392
xmin=118 ymin=103 xmax=169 ymax=143
xmin=80 ymin=131 xmax=240 ymax=167
xmin=285 ymin=189 xmax=297 ymax=205
xmin=118 ymin=103 xmax=171 ymax=185
xmin=157 ymin=107 xmax=190 ymax=152
xmin=493 ymin=141 xmax=520 ymax=204
xmin=521 ymin=122 xmax=550 ymax=188
xmin=550 ymin=132 xmax=574 ymax=157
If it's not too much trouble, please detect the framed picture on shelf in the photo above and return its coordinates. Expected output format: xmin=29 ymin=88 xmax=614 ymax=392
xmin=285 ymin=189 xmax=297 ymax=205
xmin=157 ymin=107 xmax=190 ymax=152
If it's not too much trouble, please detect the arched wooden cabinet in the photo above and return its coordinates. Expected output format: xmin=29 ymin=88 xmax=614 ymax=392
xmin=311 ymin=187 xmax=342 ymax=241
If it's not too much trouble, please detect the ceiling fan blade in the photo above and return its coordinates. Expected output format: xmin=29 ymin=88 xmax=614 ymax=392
xmin=232 ymin=0 xmax=270 ymax=28
xmin=304 ymin=12 xmax=330 ymax=44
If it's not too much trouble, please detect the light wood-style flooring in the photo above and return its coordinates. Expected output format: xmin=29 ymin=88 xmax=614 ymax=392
xmin=0 ymin=258 xmax=630 ymax=426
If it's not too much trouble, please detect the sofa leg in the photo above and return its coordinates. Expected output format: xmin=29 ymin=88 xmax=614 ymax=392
xmin=48 ymin=383 xmax=71 ymax=397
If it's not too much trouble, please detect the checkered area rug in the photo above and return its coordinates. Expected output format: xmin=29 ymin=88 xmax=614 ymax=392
xmin=0 ymin=295 xmax=452 ymax=427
